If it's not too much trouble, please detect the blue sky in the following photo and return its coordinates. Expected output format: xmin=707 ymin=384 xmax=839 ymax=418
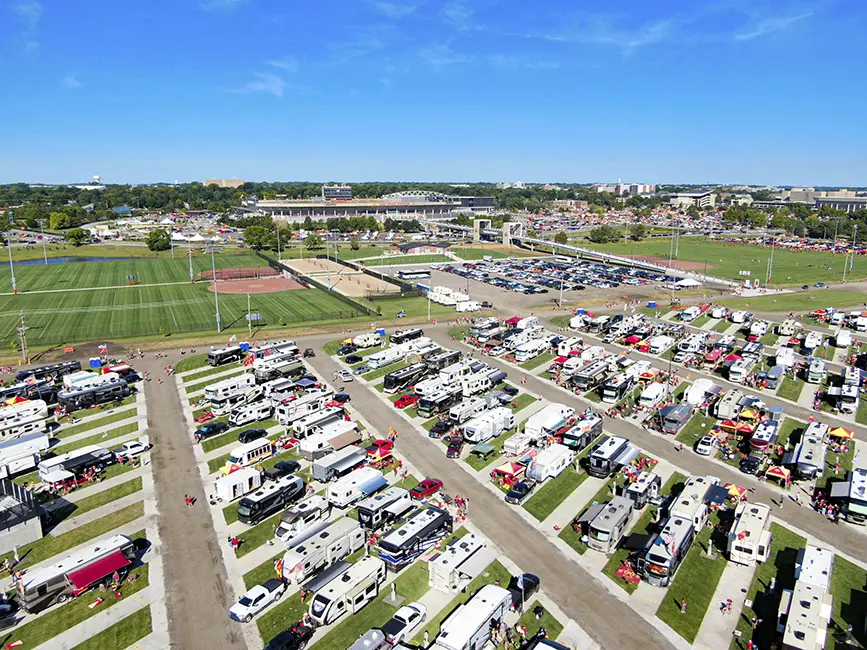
xmin=1 ymin=0 xmax=865 ymax=185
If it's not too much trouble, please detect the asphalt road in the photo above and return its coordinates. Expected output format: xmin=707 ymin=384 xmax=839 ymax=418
xmin=302 ymin=333 xmax=677 ymax=650
xmin=141 ymin=356 xmax=247 ymax=650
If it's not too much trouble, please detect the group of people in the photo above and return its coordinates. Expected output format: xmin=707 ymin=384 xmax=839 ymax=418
xmin=811 ymin=491 xmax=842 ymax=522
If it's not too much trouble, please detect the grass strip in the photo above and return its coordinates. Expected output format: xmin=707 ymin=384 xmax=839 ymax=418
xmin=52 ymin=422 xmax=139 ymax=455
xmin=68 ymin=605 xmax=153 ymax=650
xmin=56 ymin=408 xmax=138 ymax=439
xmin=523 ymin=468 xmax=588 ymax=522
xmin=176 ymin=354 xmax=209 ymax=373
xmin=675 ymin=413 xmax=716 ymax=447
xmin=50 ymin=476 xmax=144 ymax=523
xmin=557 ymin=479 xmax=614 ymax=555
xmin=235 ymin=512 xmax=283 ymax=558
xmin=520 ymin=352 xmax=555 ymax=371
xmin=777 ymin=376 xmax=805 ymax=402
xmin=517 ymin=603 xmax=564 ymax=640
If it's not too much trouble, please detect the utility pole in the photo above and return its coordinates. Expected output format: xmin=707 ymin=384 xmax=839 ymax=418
xmin=850 ymin=225 xmax=858 ymax=273
xmin=277 ymin=227 xmax=282 ymax=261
xmin=188 ymin=245 xmax=194 ymax=283
xmin=39 ymin=219 xmax=47 ymax=264
xmin=767 ymin=235 xmax=776 ymax=285
xmin=833 ymin=218 xmax=840 ymax=251
xmin=674 ymin=216 xmax=681 ymax=258
xmin=17 ymin=313 xmax=29 ymax=365
xmin=211 ymin=248 xmax=221 ymax=332
xmin=6 ymin=234 xmax=17 ymax=294
xmin=247 ymin=293 xmax=252 ymax=337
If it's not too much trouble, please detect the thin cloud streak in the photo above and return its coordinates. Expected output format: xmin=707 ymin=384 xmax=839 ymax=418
xmin=63 ymin=74 xmax=82 ymax=89
xmin=228 ymin=72 xmax=285 ymax=97
xmin=369 ymin=1 xmax=422 ymax=19
xmin=734 ymin=10 xmax=813 ymax=41
xmin=266 ymin=56 xmax=299 ymax=72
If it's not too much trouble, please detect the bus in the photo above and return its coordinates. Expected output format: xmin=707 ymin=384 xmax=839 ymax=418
xmin=599 ymin=373 xmax=635 ymax=404
xmin=417 ymin=386 xmax=463 ymax=419
xmin=207 ymin=345 xmax=246 ymax=366
xmin=397 ymin=270 xmax=430 ymax=280
xmin=16 ymin=360 xmax=81 ymax=382
xmin=390 ymin=328 xmax=424 ymax=346
xmin=223 ymin=440 xmax=274 ymax=474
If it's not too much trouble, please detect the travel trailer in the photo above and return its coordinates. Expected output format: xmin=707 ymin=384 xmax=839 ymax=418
xmin=428 ymin=533 xmax=493 ymax=593
xmin=57 ymin=379 xmax=130 ymax=412
xmin=461 ymin=407 xmax=514 ymax=444
xmin=523 ymin=404 xmax=575 ymax=443
xmin=308 ymin=556 xmax=387 ymax=627
xmin=274 ymin=495 xmax=332 ymax=545
xmin=204 ymin=374 xmax=256 ymax=410
xmin=327 ymin=468 xmax=388 ymax=508
xmin=227 ymin=400 xmax=272 ymax=428
xmin=433 ymin=584 xmax=512 ymax=650
xmin=587 ymin=436 xmax=640 ymax=478
xmin=726 ymin=502 xmax=772 ymax=567
xmin=282 ymin=518 xmax=365 ymax=584
xmin=830 ymin=466 xmax=867 ymax=524
xmin=448 ymin=397 xmax=489 ymax=425
xmin=785 ymin=421 xmax=829 ymax=478
xmin=214 ymin=467 xmax=262 ymax=502
xmin=0 ymin=431 xmax=51 ymax=478
xmin=312 ymin=446 xmax=368 ymax=483
xmin=298 ymin=420 xmax=361 ymax=461
xmin=669 ymin=475 xmax=718 ymax=532
xmin=526 ymin=444 xmax=574 ymax=482
xmin=352 ymin=332 xmax=383 ymax=349
xmin=625 ymin=471 xmax=662 ymax=509
xmin=292 ymin=406 xmax=345 ymax=438
xmin=777 ymin=545 xmax=835 ymax=650
xmin=355 ymin=487 xmax=413 ymax=531
xmin=366 ymin=347 xmax=405 ymax=371
xmin=274 ymin=389 xmax=334 ymax=426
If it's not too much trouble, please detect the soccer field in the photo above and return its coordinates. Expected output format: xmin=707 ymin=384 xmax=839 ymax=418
xmin=0 ymin=252 xmax=268 ymax=293
xmin=0 ymin=282 xmax=360 ymax=345
xmin=581 ymin=237 xmax=865 ymax=285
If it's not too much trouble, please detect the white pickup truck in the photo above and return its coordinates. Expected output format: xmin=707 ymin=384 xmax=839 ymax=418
xmin=229 ymin=579 xmax=286 ymax=623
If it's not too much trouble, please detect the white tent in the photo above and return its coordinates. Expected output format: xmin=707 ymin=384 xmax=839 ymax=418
xmin=160 ymin=217 xmax=174 ymax=225
xmin=188 ymin=233 xmax=207 ymax=242
xmin=676 ymin=278 xmax=702 ymax=287
xmin=171 ymin=232 xmax=188 ymax=241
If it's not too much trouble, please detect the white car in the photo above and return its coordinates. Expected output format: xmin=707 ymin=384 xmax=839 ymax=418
xmin=488 ymin=346 xmax=506 ymax=357
xmin=695 ymin=434 xmax=718 ymax=456
xmin=381 ymin=602 xmax=427 ymax=644
xmin=114 ymin=440 xmax=151 ymax=461
xmin=334 ymin=369 xmax=354 ymax=382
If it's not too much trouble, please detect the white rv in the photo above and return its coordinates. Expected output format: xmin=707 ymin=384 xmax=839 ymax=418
xmin=728 ymin=357 xmax=755 ymax=384
xmin=308 ymin=556 xmax=387 ymax=626
xmin=727 ymin=502 xmax=772 ymax=567
xmin=523 ymin=404 xmax=575 ymax=443
xmin=461 ymin=407 xmax=514 ymax=444
xmin=638 ymin=383 xmax=666 ymax=410
xmin=514 ymin=339 xmax=548 ymax=363
xmin=274 ymin=495 xmax=332 ymax=545
xmin=281 ymin=518 xmax=365 ymax=583
xmin=326 ymin=468 xmax=388 ymax=508
xmin=670 ymin=475 xmax=718 ymax=532
xmin=214 ymin=467 xmax=262 ymax=502
xmin=835 ymin=329 xmax=852 ymax=348
xmin=0 ymin=431 xmax=51 ymax=478
xmin=526 ymin=443 xmax=574 ymax=482
xmin=557 ymin=337 xmax=583 ymax=357
xmin=62 ymin=371 xmax=119 ymax=391
xmin=428 ymin=533 xmax=492 ymax=593
xmin=205 ymin=374 xmax=257 ymax=414
xmin=298 ymin=420 xmax=361 ymax=461
xmin=806 ymin=359 xmax=826 ymax=384
xmin=292 ymin=406 xmax=345 ymax=438
xmin=448 ymin=397 xmax=488 ymax=425
xmin=228 ymin=400 xmax=272 ymax=427
xmin=433 ymin=584 xmax=512 ymax=650
xmin=775 ymin=347 xmax=795 ymax=369
xmin=366 ymin=347 xmax=405 ymax=370
xmin=352 ymin=332 xmax=383 ymax=349
xmin=274 ymin=389 xmax=334 ymax=427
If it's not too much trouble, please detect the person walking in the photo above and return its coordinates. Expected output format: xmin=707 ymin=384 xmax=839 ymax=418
xmin=680 ymin=599 xmax=688 ymax=614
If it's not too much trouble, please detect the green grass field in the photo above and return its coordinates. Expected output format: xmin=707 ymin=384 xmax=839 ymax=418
xmin=581 ymin=237 xmax=865 ymax=286
xmin=719 ymin=290 xmax=867 ymax=312
xmin=361 ymin=254 xmax=451 ymax=266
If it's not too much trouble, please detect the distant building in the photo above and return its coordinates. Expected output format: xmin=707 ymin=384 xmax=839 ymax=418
xmin=670 ymin=191 xmax=716 ymax=208
xmin=398 ymin=241 xmax=452 ymax=255
xmin=322 ymin=184 xmax=352 ymax=201
xmin=111 ymin=205 xmax=133 ymax=216
xmin=203 ymin=178 xmax=245 ymax=189
xmin=814 ymin=197 xmax=867 ymax=213
xmin=550 ymin=199 xmax=589 ymax=210
xmin=497 ymin=182 xmax=526 ymax=189
xmin=0 ymin=479 xmax=43 ymax=555
xmin=594 ymin=183 xmax=656 ymax=195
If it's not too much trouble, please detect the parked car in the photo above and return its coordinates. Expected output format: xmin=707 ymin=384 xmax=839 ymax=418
xmin=695 ymin=434 xmax=718 ymax=456
xmin=262 ymin=460 xmax=302 ymax=481
xmin=345 ymin=355 xmax=363 ymax=365
xmin=229 ymin=579 xmax=285 ymax=623
xmin=334 ymin=369 xmax=354 ymax=382
xmin=195 ymin=421 xmax=228 ymax=442
xmin=394 ymin=394 xmax=420 ymax=409
xmin=333 ymin=393 xmax=351 ymax=404
xmin=446 ymin=435 xmax=465 ymax=459
xmin=507 ymin=573 xmax=540 ymax=611
xmin=352 ymin=365 xmax=370 ymax=375
xmin=264 ymin=623 xmax=314 ymax=650
xmin=505 ymin=480 xmax=536 ymax=505
xmin=381 ymin=602 xmax=427 ymax=645
xmin=488 ymin=346 xmax=506 ymax=357
xmin=337 ymin=344 xmax=357 ymax=356
xmin=502 ymin=385 xmax=520 ymax=397
xmin=114 ymin=440 xmax=151 ymax=461
xmin=739 ymin=454 xmax=765 ymax=475
xmin=410 ymin=478 xmax=443 ymax=500
xmin=429 ymin=420 xmax=451 ymax=438
xmin=238 ymin=428 xmax=267 ymax=444
xmin=303 ymin=348 xmax=315 ymax=358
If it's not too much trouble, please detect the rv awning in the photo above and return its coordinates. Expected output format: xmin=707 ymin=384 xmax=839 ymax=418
xmin=615 ymin=445 xmax=641 ymax=467
xmin=456 ymin=547 xmax=497 ymax=580
xmin=706 ymin=485 xmax=729 ymax=506
xmin=42 ymin=469 xmax=75 ymax=484
xmin=576 ymin=503 xmax=605 ymax=526
xmin=829 ymin=427 xmax=854 ymax=439
xmin=68 ymin=551 xmax=131 ymax=589
xmin=830 ymin=481 xmax=851 ymax=499
xmin=294 ymin=378 xmax=316 ymax=388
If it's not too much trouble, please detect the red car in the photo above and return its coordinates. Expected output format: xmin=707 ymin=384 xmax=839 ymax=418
xmin=366 ymin=439 xmax=394 ymax=457
xmin=394 ymin=394 xmax=420 ymax=409
xmin=410 ymin=478 xmax=443 ymax=500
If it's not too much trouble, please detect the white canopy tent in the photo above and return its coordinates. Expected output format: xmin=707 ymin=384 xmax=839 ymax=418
xmin=676 ymin=278 xmax=702 ymax=287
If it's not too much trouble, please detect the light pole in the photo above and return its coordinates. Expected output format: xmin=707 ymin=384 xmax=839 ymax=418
xmin=188 ymin=245 xmax=194 ymax=283
xmin=211 ymin=248 xmax=221 ymax=332
xmin=247 ymin=293 xmax=253 ymax=337
xmin=277 ymin=226 xmax=282 ymax=261
xmin=38 ymin=219 xmax=47 ymax=264
xmin=850 ymin=225 xmax=858 ymax=274
xmin=6 ymin=234 xmax=17 ymax=294
xmin=767 ymin=235 xmax=776 ymax=285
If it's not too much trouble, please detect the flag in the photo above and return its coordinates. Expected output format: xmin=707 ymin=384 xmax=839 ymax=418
xmin=516 ymin=573 xmax=524 ymax=590
xmin=98 ymin=344 xmax=108 ymax=353
xmin=24 ymin=375 xmax=36 ymax=386
xmin=243 ymin=354 xmax=254 ymax=367
xmin=275 ymin=558 xmax=284 ymax=581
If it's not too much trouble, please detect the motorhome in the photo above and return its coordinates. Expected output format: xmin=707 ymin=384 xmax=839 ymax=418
xmin=366 ymin=347 xmax=405 ymax=371
xmin=750 ymin=420 xmax=779 ymax=454
xmin=16 ymin=360 xmax=81 ymax=382
xmin=390 ymin=328 xmax=424 ymax=346
xmin=476 ymin=324 xmax=504 ymax=344
xmin=0 ymin=431 xmax=51 ymax=478
xmin=16 ymin=534 xmax=137 ymax=612
xmin=254 ymin=359 xmax=305 ymax=384
xmin=383 ymin=363 xmax=429 ymax=394
xmin=648 ymin=336 xmax=674 ymax=355
xmin=775 ymin=347 xmax=795 ymax=369
xmin=223 ymin=439 xmax=274 ymax=474
xmin=600 ymin=373 xmax=635 ymax=404
xmin=352 ymin=332 xmax=383 ymax=349
xmin=805 ymin=358 xmax=826 ymax=384
xmin=727 ymin=502 xmax=772 ymax=567
xmin=62 ymin=371 xmax=120 ymax=391
xmin=425 ymin=350 xmax=461 ymax=373
xmin=377 ymin=507 xmax=453 ymax=571
xmin=625 ymin=471 xmax=662 ymax=509
xmin=428 ymin=533 xmax=493 ymax=593
xmin=679 ymin=306 xmax=701 ymax=322
xmin=298 ymin=420 xmax=361 ymax=461
xmin=777 ymin=318 xmax=797 ymax=336
xmin=526 ymin=444 xmax=574 ymax=482
xmin=571 ymin=360 xmax=610 ymax=391
xmin=502 ymin=432 xmax=533 ymax=457
xmin=273 ymin=495 xmax=331 ymax=545
xmin=580 ymin=345 xmax=606 ymax=362
xmin=417 ymin=386 xmax=464 ymax=420
xmin=842 ymin=366 xmax=862 ymax=387
xmin=312 ymin=446 xmax=368 ymax=483
xmin=588 ymin=315 xmax=611 ymax=333
xmin=802 ymin=331 xmax=823 ymax=353
xmin=0 ymin=377 xmax=56 ymax=404
xmin=557 ymin=337 xmax=583 ymax=357
xmin=730 ymin=311 xmax=748 ymax=324
xmin=461 ymin=407 xmax=514 ymax=444
xmin=559 ymin=414 xmax=602 ymax=452
xmin=832 ymin=466 xmax=867 ymax=524
xmin=433 ymin=584 xmax=512 ymax=650
xmin=38 ymin=445 xmax=115 ymax=482
xmin=584 ymin=496 xmax=634 ymax=553
xmin=214 ymin=467 xmax=262 ymax=502
xmin=670 ymin=475 xmax=718 ymax=532
xmin=207 ymin=345 xmax=246 ymax=366
xmin=728 ymin=357 xmax=755 ymax=384
xmin=228 ymin=400 xmax=272 ymax=428
xmin=308 ymin=556 xmax=387 ymax=626
xmin=832 ymin=383 xmax=860 ymax=414
xmin=282 ymin=518 xmax=365 ymax=584
xmin=835 ymin=329 xmax=853 ymax=348
xmin=710 ymin=307 xmax=728 ymax=320
xmin=327 ymin=467 xmax=388 ymax=508
xmin=205 ymin=373 xmax=256 ymax=411
xmin=749 ymin=320 xmax=769 ymax=339
xmin=355 ymin=487 xmax=413 ymax=531
xmin=855 ymin=316 xmax=867 ymax=332
xmin=638 ymin=383 xmax=666 ymax=411
xmin=660 ymin=403 xmax=692 ymax=435
xmin=524 ymin=404 xmax=575 ymax=443
xmin=569 ymin=314 xmax=588 ymax=330
xmin=470 ymin=318 xmax=499 ymax=337
xmin=777 ymin=545 xmax=835 ymax=650
xmin=274 ymin=389 xmax=334 ymax=426
xmin=291 ymin=406 xmax=345 ymax=438
xmin=56 ymin=379 xmax=130 ymax=412
xmin=514 ymin=339 xmax=548 ymax=363
xmin=587 ymin=436 xmax=640 ymax=478
xmin=247 ymin=340 xmax=298 ymax=362
xmin=638 ymin=516 xmax=695 ymax=587
xmin=677 ymin=333 xmax=707 ymax=355
xmin=237 ymin=474 xmax=305 ymax=525
xmin=785 ymin=422 xmax=829 ymax=479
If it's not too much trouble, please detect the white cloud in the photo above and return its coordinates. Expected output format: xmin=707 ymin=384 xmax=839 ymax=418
xmin=13 ymin=1 xmax=42 ymax=29
xmin=734 ymin=10 xmax=813 ymax=41
xmin=369 ymin=1 xmax=422 ymax=19
xmin=443 ymin=1 xmax=473 ymax=31
xmin=229 ymin=72 xmax=285 ymax=97
xmin=63 ymin=74 xmax=82 ymax=89
xmin=199 ymin=0 xmax=247 ymax=13
xmin=266 ymin=56 xmax=299 ymax=72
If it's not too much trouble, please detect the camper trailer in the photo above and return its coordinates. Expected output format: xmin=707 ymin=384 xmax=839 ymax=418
xmin=312 ymin=446 xmax=368 ymax=483
xmin=355 ymin=487 xmax=413 ymax=531
xmin=298 ymin=420 xmax=361 ymax=461
xmin=638 ymin=516 xmax=695 ymax=587
xmin=0 ymin=431 xmax=51 ymax=479
xmin=274 ymin=495 xmax=332 ymax=545
xmin=327 ymin=468 xmax=388 ymax=508
xmin=557 ymin=337 xmax=583 ymax=356
xmin=526 ymin=444 xmax=574 ymax=482
xmin=831 ymin=466 xmax=867 ymax=525
xmin=366 ymin=347 xmax=405 ymax=371
xmin=639 ymin=383 xmax=667 ymax=411
xmin=584 ymin=496 xmax=634 ymax=553
xmin=778 ymin=319 xmax=797 ymax=336
xmin=502 ymin=433 xmax=533 ymax=457
xmin=587 ymin=436 xmax=639 ymax=478
xmin=377 ymin=507 xmax=453 ymax=571
xmin=205 ymin=373 xmax=256 ymax=410
xmin=214 ymin=467 xmax=262 ymax=502
xmin=228 ymin=400 xmax=272 ymax=428
xmin=785 ymin=421 xmax=829 ymax=478
xmin=727 ymin=502 xmax=772 ymax=567
xmin=514 ymin=339 xmax=549 ymax=363
xmin=448 ymin=397 xmax=488 ymax=425
xmin=835 ymin=329 xmax=853 ymax=349
xmin=523 ymin=404 xmax=575 ymax=443
xmin=777 ymin=545 xmax=835 ymax=650
xmin=308 ymin=556 xmax=387 ymax=626
xmin=292 ymin=406 xmax=345 ymax=438
xmin=282 ymin=518 xmax=365 ymax=584
xmin=775 ymin=347 xmax=795 ymax=369
xmin=38 ymin=445 xmax=115 ymax=482
xmin=433 ymin=584 xmax=512 ymax=650
xmin=237 ymin=474 xmax=305 ymax=525
xmin=749 ymin=420 xmax=779 ymax=454
xmin=625 ymin=471 xmax=662 ymax=509
xmin=670 ymin=475 xmax=718 ymax=532
xmin=715 ymin=389 xmax=745 ymax=420
xmin=461 ymin=407 xmax=514 ymax=444
xmin=428 ymin=533 xmax=493 ymax=593
xmin=274 ymin=389 xmax=334 ymax=426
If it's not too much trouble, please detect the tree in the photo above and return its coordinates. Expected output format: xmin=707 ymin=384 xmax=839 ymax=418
xmin=629 ymin=224 xmax=648 ymax=241
xmin=587 ymin=225 xmax=620 ymax=243
xmin=305 ymin=233 xmax=324 ymax=250
xmin=553 ymin=231 xmax=569 ymax=245
xmin=243 ymin=225 xmax=273 ymax=250
xmin=145 ymin=229 xmax=171 ymax=251
xmin=65 ymin=228 xmax=89 ymax=246
xmin=49 ymin=211 xmax=71 ymax=230
xmin=349 ymin=237 xmax=360 ymax=250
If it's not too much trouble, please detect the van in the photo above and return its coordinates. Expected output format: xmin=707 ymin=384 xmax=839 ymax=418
xmin=223 ymin=439 xmax=273 ymax=474
xmin=228 ymin=401 xmax=272 ymax=427
xmin=308 ymin=557 xmax=387 ymax=626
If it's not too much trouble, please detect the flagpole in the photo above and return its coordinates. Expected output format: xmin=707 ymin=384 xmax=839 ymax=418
xmin=39 ymin=219 xmax=47 ymax=264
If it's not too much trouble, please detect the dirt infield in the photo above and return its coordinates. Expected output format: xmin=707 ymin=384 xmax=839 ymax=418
xmin=206 ymin=277 xmax=306 ymax=294
xmin=198 ymin=266 xmax=280 ymax=281
xmin=630 ymin=256 xmax=709 ymax=271
xmin=285 ymin=258 xmax=354 ymax=276
xmin=329 ymin=274 xmax=400 ymax=296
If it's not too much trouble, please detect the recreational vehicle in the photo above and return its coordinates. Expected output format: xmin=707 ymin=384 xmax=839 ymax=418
xmin=625 ymin=471 xmax=662 ymax=509
xmin=308 ymin=556 xmax=387 ymax=626
xmin=390 ymin=328 xmax=424 ymax=346
xmin=383 ymin=363 xmax=429 ymax=394
xmin=291 ymin=406 xmax=345 ymax=438
xmin=428 ymin=534 xmax=493 ymax=593
xmin=0 ymin=412 xmax=46 ymax=442
xmin=638 ymin=383 xmax=666 ymax=411
xmin=785 ymin=421 xmax=829 ymax=478
xmin=831 ymin=466 xmax=867 ymax=524
xmin=600 ymin=373 xmax=635 ymax=404
xmin=228 ymin=400 xmax=272 ymax=428
xmin=327 ymin=468 xmax=388 ymax=508
xmin=356 ymin=487 xmax=413 ymax=531
xmin=237 ymin=474 xmax=305 ymax=525
xmin=352 ymin=332 xmax=383 ymax=349
xmin=214 ymin=467 xmax=262 ymax=502
xmin=16 ymin=360 xmax=81 ymax=382
xmin=204 ymin=373 xmax=256 ymax=407
xmin=777 ymin=545 xmax=835 ymax=650
xmin=572 ymin=361 xmax=610 ymax=391
xmin=311 ymin=446 xmax=368 ymax=483
xmin=274 ymin=389 xmax=334 ymax=426
xmin=777 ymin=319 xmax=797 ymax=336
xmin=638 ymin=516 xmax=695 ymax=587
xmin=670 ymin=475 xmax=718 ymax=532
xmin=38 ymin=445 xmax=115 ymax=482
xmin=584 ymin=496 xmax=634 ymax=553
xmin=461 ymin=407 xmax=514 ymax=444
xmin=426 ymin=350 xmax=461 ymax=373
xmin=62 ymin=371 xmax=120 ymax=391
xmin=366 ymin=347 xmax=405 ymax=371
xmin=417 ymin=386 xmax=464 ymax=420
xmin=557 ymin=337 xmax=583 ymax=356
xmin=526 ymin=444 xmax=574 ymax=482
xmin=57 ymin=379 xmax=130 ymax=412
xmin=281 ymin=518 xmax=365 ymax=583
xmin=807 ymin=359 xmax=826 ymax=384
xmin=836 ymin=329 xmax=853 ymax=349
xmin=0 ymin=431 xmax=51 ymax=478
xmin=448 ymin=397 xmax=488 ymax=425
xmin=273 ymin=495 xmax=331 ymax=545
xmin=775 ymin=347 xmax=795 ymax=369
xmin=559 ymin=415 xmax=602 ymax=452
xmin=749 ymin=420 xmax=779 ymax=454
xmin=298 ymin=420 xmax=360 ymax=461
xmin=587 ymin=436 xmax=639 ymax=478
xmin=660 ymin=403 xmax=692 ymax=435
xmin=514 ymin=339 xmax=548 ymax=363
xmin=433 ymin=584 xmax=511 ymax=650
xmin=224 ymin=439 xmax=274 ymax=474
xmin=208 ymin=345 xmax=246 ymax=366
xmin=523 ymin=404 xmax=575 ymax=443
xmin=727 ymin=502 xmax=772 ymax=567
xmin=728 ymin=358 xmax=755 ymax=384
xmin=254 ymin=359 xmax=305 ymax=384
xmin=377 ymin=507 xmax=453 ymax=571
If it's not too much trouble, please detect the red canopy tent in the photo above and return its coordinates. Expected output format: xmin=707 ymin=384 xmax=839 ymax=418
xmin=624 ymin=335 xmax=642 ymax=345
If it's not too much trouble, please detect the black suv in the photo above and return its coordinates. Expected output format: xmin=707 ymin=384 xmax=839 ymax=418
xmin=337 ymin=344 xmax=357 ymax=356
xmin=264 ymin=623 xmax=314 ymax=650
xmin=739 ymin=454 xmax=765 ymax=475
xmin=238 ymin=428 xmax=267 ymax=444
xmin=194 ymin=421 xmax=228 ymax=442
xmin=263 ymin=460 xmax=302 ymax=481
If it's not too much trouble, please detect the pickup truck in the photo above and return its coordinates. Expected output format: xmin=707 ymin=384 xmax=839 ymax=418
xmin=381 ymin=602 xmax=427 ymax=644
xmin=195 ymin=421 xmax=228 ymax=443
xmin=229 ymin=579 xmax=286 ymax=623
